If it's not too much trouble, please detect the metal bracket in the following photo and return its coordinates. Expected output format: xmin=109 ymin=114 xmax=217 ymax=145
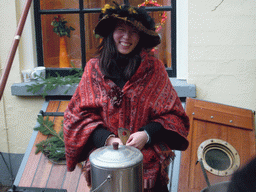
xmin=8 ymin=185 xmax=67 ymax=192
xmin=39 ymin=110 xmax=64 ymax=117
xmin=197 ymin=159 xmax=211 ymax=188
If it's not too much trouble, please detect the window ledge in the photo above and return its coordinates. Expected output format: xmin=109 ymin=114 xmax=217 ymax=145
xmin=169 ymin=78 xmax=196 ymax=98
xmin=11 ymin=81 xmax=78 ymax=97
xmin=11 ymin=78 xmax=196 ymax=98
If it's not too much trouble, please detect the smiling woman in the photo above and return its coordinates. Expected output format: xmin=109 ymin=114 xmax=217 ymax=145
xmin=63 ymin=2 xmax=189 ymax=192
xmin=113 ymin=21 xmax=140 ymax=55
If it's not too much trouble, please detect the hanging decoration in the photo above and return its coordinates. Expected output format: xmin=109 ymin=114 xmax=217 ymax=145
xmin=51 ymin=15 xmax=75 ymax=68
xmin=138 ymin=0 xmax=167 ymax=33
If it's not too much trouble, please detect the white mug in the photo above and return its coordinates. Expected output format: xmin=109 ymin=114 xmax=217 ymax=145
xmin=22 ymin=69 xmax=32 ymax=82
xmin=30 ymin=67 xmax=46 ymax=80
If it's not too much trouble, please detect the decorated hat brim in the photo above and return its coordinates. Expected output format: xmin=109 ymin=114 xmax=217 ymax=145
xmin=94 ymin=15 xmax=161 ymax=48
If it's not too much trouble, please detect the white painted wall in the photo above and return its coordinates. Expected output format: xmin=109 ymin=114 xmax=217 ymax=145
xmin=188 ymin=0 xmax=256 ymax=111
xmin=0 ymin=0 xmax=44 ymax=154
xmin=177 ymin=0 xmax=188 ymax=79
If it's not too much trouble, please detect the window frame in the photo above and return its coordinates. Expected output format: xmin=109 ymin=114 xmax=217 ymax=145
xmin=33 ymin=0 xmax=176 ymax=77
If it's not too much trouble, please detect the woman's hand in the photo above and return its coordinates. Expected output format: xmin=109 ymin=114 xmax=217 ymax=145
xmin=105 ymin=136 xmax=123 ymax=146
xmin=126 ymin=131 xmax=148 ymax=150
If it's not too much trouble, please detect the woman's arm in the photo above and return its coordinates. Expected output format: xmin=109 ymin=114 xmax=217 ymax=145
xmin=91 ymin=125 xmax=123 ymax=147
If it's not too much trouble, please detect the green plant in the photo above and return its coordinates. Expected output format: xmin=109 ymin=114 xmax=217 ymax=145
xmin=51 ymin=15 xmax=75 ymax=37
xmin=26 ymin=68 xmax=83 ymax=97
xmin=34 ymin=115 xmax=66 ymax=162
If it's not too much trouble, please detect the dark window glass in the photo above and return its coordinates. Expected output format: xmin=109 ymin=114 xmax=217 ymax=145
xmin=205 ymin=149 xmax=231 ymax=171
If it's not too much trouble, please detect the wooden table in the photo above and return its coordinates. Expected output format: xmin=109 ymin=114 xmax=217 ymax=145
xmin=14 ymin=100 xmax=90 ymax=192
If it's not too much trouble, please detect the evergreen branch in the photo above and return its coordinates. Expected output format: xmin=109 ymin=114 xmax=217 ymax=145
xmin=42 ymin=122 xmax=64 ymax=143
xmin=34 ymin=116 xmax=66 ymax=162
xmin=34 ymin=115 xmax=64 ymax=143
xmin=34 ymin=116 xmax=56 ymax=135
xmin=26 ymin=69 xmax=83 ymax=97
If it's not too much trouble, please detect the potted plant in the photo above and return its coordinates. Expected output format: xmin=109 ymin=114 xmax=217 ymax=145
xmin=51 ymin=15 xmax=75 ymax=68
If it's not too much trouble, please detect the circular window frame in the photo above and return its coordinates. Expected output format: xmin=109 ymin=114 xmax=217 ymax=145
xmin=197 ymin=139 xmax=240 ymax=176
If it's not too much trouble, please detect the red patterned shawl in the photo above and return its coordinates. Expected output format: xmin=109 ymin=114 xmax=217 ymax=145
xmin=63 ymin=51 xmax=189 ymax=189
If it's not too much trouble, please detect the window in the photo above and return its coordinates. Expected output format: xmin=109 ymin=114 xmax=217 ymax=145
xmin=197 ymin=139 xmax=240 ymax=176
xmin=34 ymin=0 xmax=176 ymax=77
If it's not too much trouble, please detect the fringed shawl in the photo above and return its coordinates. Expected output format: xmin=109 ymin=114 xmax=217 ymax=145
xmin=63 ymin=51 xmax=189 ymax=189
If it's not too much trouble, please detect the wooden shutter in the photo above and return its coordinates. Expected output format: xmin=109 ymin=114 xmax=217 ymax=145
xmin=178 ymin=98 xmax=256 ymax=192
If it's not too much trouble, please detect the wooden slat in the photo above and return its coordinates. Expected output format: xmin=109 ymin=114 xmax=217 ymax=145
xmin=31 ymin=155 xmax=53 ymax=188
xmin=194 ymin=98 xmax=253 ymax=117
xmin=31 ymin=101 xmax=60 ymax=188
xmin=76 ymin=174 xmax=90 ymax=192
xmin=18 ymin=100 xmax=90 ymax=192
xmin=62 ymin=165 xmax=82 ymax=191
xmin=19 ymin=101 xmax=60 ymax=187
xmin=46 ymin=165 xmax=67 ymax=189
xmin=45 ymin=100 xmax=68 ymax=189
xmin=192 ymin=104 xmax=254 ymax=130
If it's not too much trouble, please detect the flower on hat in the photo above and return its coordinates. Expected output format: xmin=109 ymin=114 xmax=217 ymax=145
xmin=102 ymin=4 xmax=114 ymax=14
xmin=128 ymin=7 xmax=137 ymax=14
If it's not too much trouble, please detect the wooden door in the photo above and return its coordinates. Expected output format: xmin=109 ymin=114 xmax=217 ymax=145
xmin=178 ymin=98 xmax=256 ymax=192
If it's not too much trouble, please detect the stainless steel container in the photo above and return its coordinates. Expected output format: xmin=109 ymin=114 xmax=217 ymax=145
xmin=89 ymin=142 xmax=143 ymax=192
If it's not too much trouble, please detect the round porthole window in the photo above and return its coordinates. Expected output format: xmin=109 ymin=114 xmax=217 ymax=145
xmin=197 ymin=139 xmax=240 ymax=176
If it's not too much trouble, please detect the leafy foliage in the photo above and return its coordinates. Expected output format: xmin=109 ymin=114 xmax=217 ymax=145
xmin=51 ymin=15 xmax=75 ymax=37
xmin=25 ymin=68 xmax=83 ymax=97
xmin=34 ymin=116 xmax=56 ymax=136
xmin=34 ymin=115 xmax=66 ymax=163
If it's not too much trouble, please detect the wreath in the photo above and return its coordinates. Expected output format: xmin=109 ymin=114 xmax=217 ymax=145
xmin=138 ymin=0 xmax=167 ymax=32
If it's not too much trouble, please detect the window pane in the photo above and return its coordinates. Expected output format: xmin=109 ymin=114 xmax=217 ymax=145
xmin=130 ymin=0 xmax=172 ymax=68
xmin=41 ymin=14 xmax=81 ymax=68
xmin=205 ymin=149 xmax=231 ymax=171
xmin=40 ymin=0 xmax=79 ymax=10
xmin=83 ymin=0 xmax=123 ymax=9
xmin=130 ymin=0 xmax=171 ymax=6
xmin=35 ymin=0 xmax=174 ymax=75
xmin=84 ymin=13 xmax=101 ymax=62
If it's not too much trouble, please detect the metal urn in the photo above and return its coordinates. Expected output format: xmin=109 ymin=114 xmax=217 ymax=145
xmin=89 ymin=142 xmax=143 ymax=192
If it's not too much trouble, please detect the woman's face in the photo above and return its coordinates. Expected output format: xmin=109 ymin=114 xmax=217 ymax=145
xmin=113 ymin=21 xmax=140 ymax=55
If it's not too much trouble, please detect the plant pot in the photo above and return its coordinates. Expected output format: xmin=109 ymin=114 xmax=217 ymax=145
xmin=59 ymin=36 xmax=71 ymax=68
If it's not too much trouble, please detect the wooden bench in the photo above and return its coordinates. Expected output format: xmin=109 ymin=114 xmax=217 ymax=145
xmin=14 ymin=100 xmax=90 ymax=192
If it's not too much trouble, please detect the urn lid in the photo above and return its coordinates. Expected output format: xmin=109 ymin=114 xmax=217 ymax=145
xmin=89 ymin=143 xmax=143 ymax=169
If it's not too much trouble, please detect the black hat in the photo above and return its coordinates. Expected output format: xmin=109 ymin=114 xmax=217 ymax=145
xmin=94 ymin=2 xmax=161 ymax=48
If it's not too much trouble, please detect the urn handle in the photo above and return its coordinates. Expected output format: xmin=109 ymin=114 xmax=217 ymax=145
xmin=90 ymin=174 xmax=112 ymax=192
